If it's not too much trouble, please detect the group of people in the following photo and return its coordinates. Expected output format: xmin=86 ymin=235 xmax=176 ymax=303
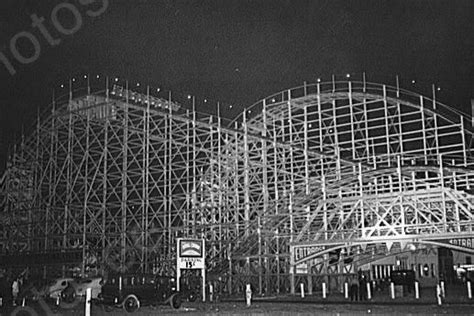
xmin=349 ymin=273 xmax=369 ymax=301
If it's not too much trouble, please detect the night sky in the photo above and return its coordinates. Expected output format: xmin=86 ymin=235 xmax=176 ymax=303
xmin=0 ymin=0 xmax=472 ymax=173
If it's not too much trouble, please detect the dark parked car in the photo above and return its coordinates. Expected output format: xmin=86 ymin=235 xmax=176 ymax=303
xmin=391 ymin=270 xmax=416 ymax=286
xmin=97 ymin=274 xmax=182 ymax=313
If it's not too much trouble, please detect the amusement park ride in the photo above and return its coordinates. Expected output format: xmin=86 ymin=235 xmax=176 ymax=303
xmin=1 ymin=74 xmax=473 ymax=295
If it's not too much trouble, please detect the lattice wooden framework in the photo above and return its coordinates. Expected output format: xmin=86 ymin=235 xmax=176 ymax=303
xmin=1 ymin=76 xmax=473 ymax=295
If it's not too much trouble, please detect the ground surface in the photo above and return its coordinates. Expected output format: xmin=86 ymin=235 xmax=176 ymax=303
xmin=2 ymin=300 xmax=474 ymax=316
xmin=2 ymin=285 xmax=473 ymax=315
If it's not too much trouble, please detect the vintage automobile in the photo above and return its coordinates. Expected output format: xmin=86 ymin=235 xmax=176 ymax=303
xmin=61 ymin=277 xmax=103 ymax=303
xmin=97 ymin=274 xmax=182 ymax=313
xmin=46 ymin=277 xmax=75 ymax=300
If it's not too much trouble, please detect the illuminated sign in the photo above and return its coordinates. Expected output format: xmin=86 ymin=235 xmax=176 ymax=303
xmin=179 ymin=239 xmax=203 ymax=257
xmin=177 ymin=239 xmax=205 ymax=269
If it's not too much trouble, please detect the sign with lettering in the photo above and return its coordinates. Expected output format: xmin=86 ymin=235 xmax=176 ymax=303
xmin=434 ymin=237 xmax=474 ymax=253
xmin=447 ymin=238 xmax=474 ymax=250
xmin=177 ymin=239 xmax=205 ymax=269
xmin=294 ymin=245 xmax=325 ymax=262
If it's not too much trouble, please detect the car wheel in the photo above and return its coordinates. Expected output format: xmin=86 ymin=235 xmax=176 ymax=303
xmin=170 ymin=293 xmax=182 ymax=309
xmin=123 ymin=295 xmax=140 ymax=313
xmin=188 ymin=291 xmax=197 ymax=302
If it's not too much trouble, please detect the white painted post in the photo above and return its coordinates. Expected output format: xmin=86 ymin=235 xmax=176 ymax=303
xmin=436 ymin=284 xmax=442 ymax=305
xmin=300 ymin=283 xmax=305 ymax=298
xmin=246 ymin=284 xmax=252 ymax=307
xmin=467 ymin=281 xmax=472 ymax=299
xmin=344 ymin=282 xmax=349 ymax=299
xmin=415 ymin=281 xmax=419 ymax=299
xmin=440 ymin=281 xmax=445 ymax=298
xmin=176 ymin=266 xmax=181 ymax=291
xmin=209 ymin=284 xmax=214 ymax=302
xmin=390 ymin=282 xmax=395 ymax=299
xmin=0 ymin=297 xmax=3 ymax=306
xmin=85 ymin=287 xmax=91 ymax=316
xmin=366 ymin=282 xmax=371 ymax=300
xmin=322 ymin=282 xmax=327 ymax=299
xmin=202 ymin=268 xmax=206 ymax=302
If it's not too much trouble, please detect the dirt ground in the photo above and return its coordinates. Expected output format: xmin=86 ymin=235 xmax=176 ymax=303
xmin=2 ymin=299 xmax=474 ymax=316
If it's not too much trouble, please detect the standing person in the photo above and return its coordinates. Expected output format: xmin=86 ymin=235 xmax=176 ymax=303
xmin=350 ymin=276 xmax=359 ymax=301
xmin=12 ymin=277 xmax=19 ymax=306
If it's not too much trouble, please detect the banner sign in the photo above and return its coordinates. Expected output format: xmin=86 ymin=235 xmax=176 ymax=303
xmin=291 ymin=245 xmax=326 ymax=267
xmin=430 ymin=237 xmax=474 ymax=253
xmin=443 ymin=237 xmax=474 ymax=251
xmin=177 ymin=239 xmax=205 ymax=269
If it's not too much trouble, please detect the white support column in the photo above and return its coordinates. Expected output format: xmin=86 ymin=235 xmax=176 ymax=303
xmin=397 ymin=156 xmax=405 ymax=231
xmin=460 ymin=119 xmax=469 ymax=190
xmin=85 ymin=287 xmax=91 ymax=316
xmin=439 ymin=156 xmax=448 ymax=232
xmin=243 ymin=111 xmax=250 ymax=235
xmin=419 ymin=96 xmax=428 ymax=165
xmin=317 ymin=83 xmax=323 ymax=153
xmin=359 ymin=163 xmax=364 ymax=237
xmin=304 ymin=100 xmax=309 ymax=195
xmin=288 ymin=91 xmax=295 ymax=245
xmin=348 ymin=81 xmax=356 ymax=160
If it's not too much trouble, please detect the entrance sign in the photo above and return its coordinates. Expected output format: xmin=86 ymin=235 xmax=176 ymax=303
xmin=434 ymin=237 xmax=474 ymax=253
xmin=447 ymin=238 xmax=474 ymax=250
xmin=176 ymin=238 xmax=206 ymax=301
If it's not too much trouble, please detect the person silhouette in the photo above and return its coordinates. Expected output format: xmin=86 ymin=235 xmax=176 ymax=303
xmin=350 ymin=276 xmax=359 ymax=301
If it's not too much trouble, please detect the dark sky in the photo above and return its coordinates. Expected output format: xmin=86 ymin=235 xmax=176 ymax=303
xmin=0 ymin=0 xmax=473 ymax=172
